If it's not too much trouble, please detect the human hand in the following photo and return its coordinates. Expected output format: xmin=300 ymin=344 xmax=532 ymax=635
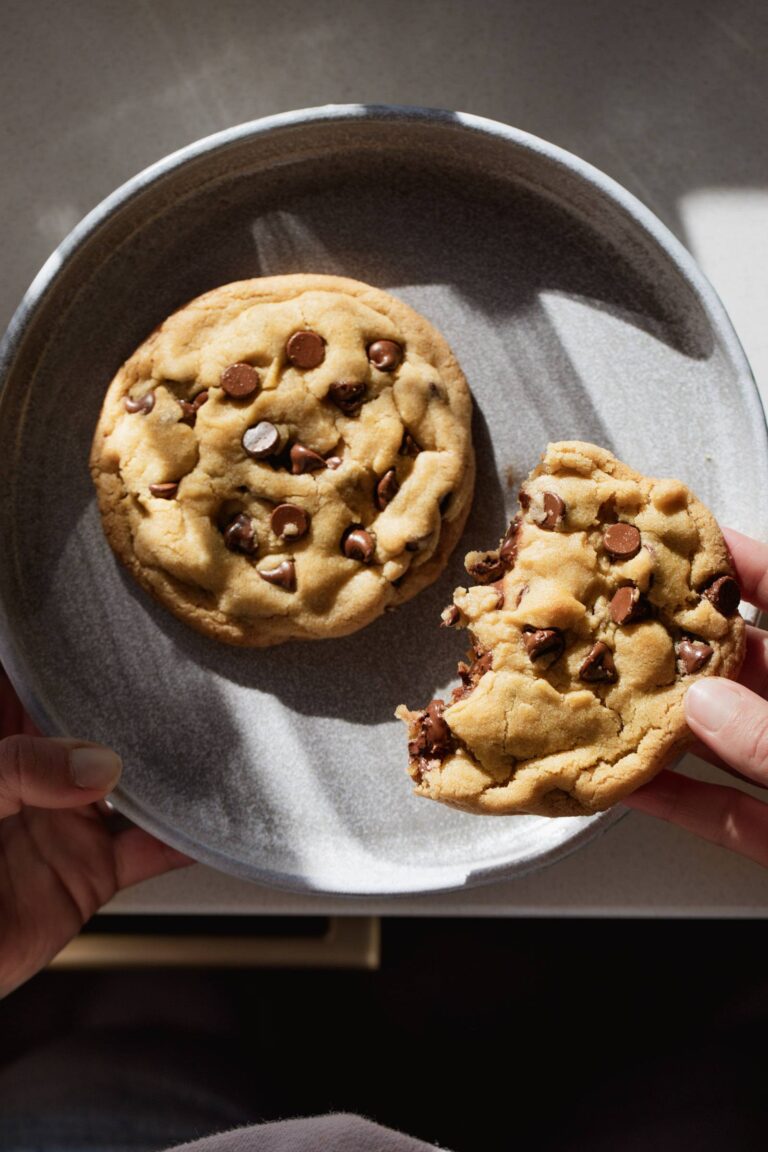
xmin=0 ymin=671 xmax=191 ymax=996
xmin=625 ymin=527 xmax=768 ymax=866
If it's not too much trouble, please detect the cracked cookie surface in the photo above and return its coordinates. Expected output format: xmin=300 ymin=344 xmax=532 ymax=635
xmin=397 ymin=441 xmax=745 ymax=816
xmin=90 ymin=275 xmax=474 ymax=645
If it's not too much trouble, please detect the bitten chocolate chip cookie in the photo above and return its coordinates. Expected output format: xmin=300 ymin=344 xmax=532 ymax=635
xmin=397 ymin=442 xmax=745 ymax=816
xmin=90 ymin=275 xmax=474 ymax=645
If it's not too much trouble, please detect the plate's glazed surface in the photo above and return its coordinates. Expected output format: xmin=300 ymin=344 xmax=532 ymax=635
xmin=0 ymin=106 xmax=764 ymax=894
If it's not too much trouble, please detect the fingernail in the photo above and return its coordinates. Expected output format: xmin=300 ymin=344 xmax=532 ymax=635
xmin=69 ymin=746 xmax=123 ymax=790
xmin=685 ymin=679 xmax=741 ymax=733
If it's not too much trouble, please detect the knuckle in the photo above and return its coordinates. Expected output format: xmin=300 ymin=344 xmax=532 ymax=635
xmin=0 ymin=734 xmax=33 ymax=799
xmin=0 ymin=735 xmax=57 ymax=808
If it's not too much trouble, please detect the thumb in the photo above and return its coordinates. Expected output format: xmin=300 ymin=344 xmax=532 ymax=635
xmin=0 ymin=735 xmax=122 ymax=818
xmin=685 ymin=679 xmax=768 ymax=785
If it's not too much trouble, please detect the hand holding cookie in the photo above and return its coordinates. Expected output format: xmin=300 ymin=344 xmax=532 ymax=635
xmin=625 ymin=528 xmax=768 ymax=867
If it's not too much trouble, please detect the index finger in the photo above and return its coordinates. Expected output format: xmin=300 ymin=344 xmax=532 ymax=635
xmin=722 ymin=527 xmax=768 ymax=612
xmin=625 ymin=769 xmax=768 ymax=868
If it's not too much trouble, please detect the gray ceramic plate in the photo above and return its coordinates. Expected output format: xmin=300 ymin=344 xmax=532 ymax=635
xmin=1 ymin=105 xmax=765 ymax=895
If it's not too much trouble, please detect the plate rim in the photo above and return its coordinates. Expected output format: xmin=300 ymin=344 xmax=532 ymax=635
xmin=0 ymin=103 xmax=762 ymax=895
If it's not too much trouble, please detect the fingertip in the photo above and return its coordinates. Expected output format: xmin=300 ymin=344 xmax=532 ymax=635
xmin=684 ymin=678 xmax=742 ymax=735
xmin=69 ymin=746 xmax=123 ymax=792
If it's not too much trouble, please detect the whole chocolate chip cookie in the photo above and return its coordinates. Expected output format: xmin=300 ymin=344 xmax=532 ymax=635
xmin=90 ymin=275 xmax=474 ymax=645
xmin=397 ymin=441 xmax=745 ymax=816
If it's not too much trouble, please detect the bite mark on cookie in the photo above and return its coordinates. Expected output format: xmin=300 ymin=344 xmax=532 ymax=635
xmin=397 ymin=441 xmax=745 ymax=816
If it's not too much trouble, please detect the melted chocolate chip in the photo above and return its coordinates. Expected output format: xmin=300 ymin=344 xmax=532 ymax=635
xmin=522 ymin=628 xmax=564 ymax=662
xmin=124 ymin=392 xmax=155 ymax=414
xmin=271 ymin=503 xmax=310 ymax=541
xmin=179 ymin=390 xmax=208 ymax=426
xmin=604 ymin=522 xmax=641 ymax=560
xmin=375 ymin=469 xmax=399 ymax=511
xmin=286 ymin=330 xmax=325 ymax=369
xmin=179 ymin=399 xmax=198 ymax=426
xmin=465 ymin=550 xmax=506 ymax=584
xmin=610 ymin=585 xmax=646 ymax=625
xmin=223 ymin=512 xmax=258 ymax=555
xmin=367 ymin=339 xmax=403 ymax=371
xmin=499 ymin=516 xmax=522 ymax=567
xmin=399 ymin=431 xmax=421 ymax=456
xmin=453 ymin=646 xmax=493 ymax=701
xmin=242 ymin=421 xmax=280 ymax=459
xmin=221 ymin=363 xmax=261 ymax=399
xmin=677 ymin=638 xmax=714 ymax=674
xmin=342 ymin=526 xmax=375 ymax=563
xmin=492 ymin=579 xmax=506 ymax=609
xmin=148 ymin=482 xmax=178 ymax=499
xmin=579 ymin=641 xmax=617 ymax=683
xmin=441 ymin=604 xmax=461 ymax=628
xmin=409 ymin=699 xmax=454 ymax=761
xmin=703 ymin=574 xmax=741 ymax=617
xmin=258 ymin=559 xmax=296 ymax=591
xmin=290 ymin=443 xmax=327 ymax=474
xmin=536 ymin=492 xmax=566 ymax=530
xmin=329 ymin=381 xmax=366 ymax=414
xmin=470 ymin=648 xmax=493 ymax=678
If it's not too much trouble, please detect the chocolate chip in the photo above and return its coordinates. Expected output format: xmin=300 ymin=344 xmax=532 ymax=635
xmin=499 ymin=516 xmax=522 ymax=567
xmin=470 ymin=648 xmax=493 ymax=678
xmin=399 ymin=431 xmax=421 ymax=456
xmin=609 ymin=585 xmax=646 ymax=625
xmin=492 ymin=579 xmax=506 ymax=609
xmin=703 ymin=575 xmax=741 ymax=617
xmin=603 ymin=522 xmax=641 ymax=560
xmin=342 ymin=526 xmax=375 ymax=563
xmin=271 ymin=503 xmax=310 ymax=540
xmin=367 ymin=339 xmax=403 ymax=371
xmin=522 ymin=628 xmax=564 ymax=662
xmin=465 ymin=550 xmax=505 ymax=583
xmin=536 ymin=492 xmax=566 ymax=530
xmin=179 ymin=399 xmax=198 ymax=426
xmin=409 ymin=699 xmax=454 ymax=760
xmin=375 ymin=469 xmax=399 ymax=511
xmin=124 ymin=391 xmax=155 ymax=414
xmin=148 ymin=482 xmax=178 ymax=499
xmin=258 ymin=559 xmax=296 ymax=591
xmin=290 ymin=443 xmax=327 ymax=474
xmin=453 ymin=646 xmax=493 ymax=701
xmin=221 ymin=363 xmax=260 ymax=399
xmin=286 ymin=331 xmax=325 ymax=369
xmin=441 ymin=604 xmax=461 ymax=628
xmin=329 ymin=381 xmax=366 ymax=414
xmin=223 ymin=512 xmax=258 ymax=555
xmin=242 ymin=421 xmax=280 ymax=459
xmin=677 ymin=638 xmax=714 ymax=674
xmin=193 ymin=390 xmax=209 ymax=410
xmin=579 ymin=641 xmax=617 ymax=683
